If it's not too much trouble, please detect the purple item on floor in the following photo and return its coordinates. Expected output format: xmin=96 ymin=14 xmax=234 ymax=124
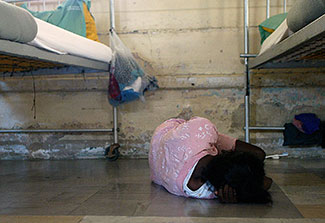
xmin=294 ymin=113 xmax=320 ymax=135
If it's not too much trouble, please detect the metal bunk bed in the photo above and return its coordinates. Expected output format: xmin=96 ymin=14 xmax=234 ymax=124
xmin=0 ymin=0 xmax=120 ymax=160
xmin=241 ymin=0 xmax=325 ymax=142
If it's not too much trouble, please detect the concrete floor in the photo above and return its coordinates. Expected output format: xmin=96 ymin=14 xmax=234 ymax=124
xmin=0 ymin=158 xmax=324 ymax=223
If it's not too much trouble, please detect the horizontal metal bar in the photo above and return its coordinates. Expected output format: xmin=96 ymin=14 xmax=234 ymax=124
xmin=244 ymin=126 xmax=285 ymax=130
xmin=251 ymin=60 xmax=325 ymax=69
xmin=5 ymin=0 xmax=29 ymax=2
xmin=5 ymin=0 xmax=58 ymax=3
xmin=0 ymin=67 xmax=107 ymax=77
xmin=0 ymin=129 xmax=113 ymax=133
xmin=240 ymin=54 xmax=258 ymax=58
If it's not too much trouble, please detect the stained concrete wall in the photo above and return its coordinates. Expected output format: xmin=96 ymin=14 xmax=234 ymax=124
xmin=0 ymin=0 xmax=324 ymax=159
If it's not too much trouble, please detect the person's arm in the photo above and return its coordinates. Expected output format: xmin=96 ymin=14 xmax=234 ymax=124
xmin=235 ymin=140 xmax=266 ymax=161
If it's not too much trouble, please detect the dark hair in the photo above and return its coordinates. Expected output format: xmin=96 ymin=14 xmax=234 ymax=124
xmin=202 ymin=151 xmax=272 ymax=204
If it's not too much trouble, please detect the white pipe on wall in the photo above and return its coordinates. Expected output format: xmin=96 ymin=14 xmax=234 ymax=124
xmin=110 ymin=0 xmax=115 ymax=30
xmin=244 ymin=0 xmax=249 ymax=56
xmin=266 ymin=0 xmax=270 ymax=18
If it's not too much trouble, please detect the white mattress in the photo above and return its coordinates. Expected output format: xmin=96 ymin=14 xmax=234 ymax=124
xmin=28 ymin=18 xmax=112 ymax=63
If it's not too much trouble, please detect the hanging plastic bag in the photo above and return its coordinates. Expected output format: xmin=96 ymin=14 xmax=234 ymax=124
xmin=108 ymin=30 xmax=158 ymax=106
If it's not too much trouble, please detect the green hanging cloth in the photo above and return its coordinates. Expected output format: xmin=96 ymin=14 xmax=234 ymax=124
xmin=21 ymin=0 xmax=92 ymax=38
xmin=259 ymin=13 xmax=287 ymax=45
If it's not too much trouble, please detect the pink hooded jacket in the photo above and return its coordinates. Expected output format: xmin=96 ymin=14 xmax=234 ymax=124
xmin=149 ymin=117 xmax=236 ymax=198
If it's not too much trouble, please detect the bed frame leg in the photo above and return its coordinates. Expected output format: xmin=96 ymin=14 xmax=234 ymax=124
xmin=105 ymin=106 xmax=120 ymax=161
xmin=113 ymin=106 xmax=118 ymax=144
xmin=105 ymin=0 xmax=120 ymax=161
xmin=244 ymin=0 xmax=250 ymax=143
xmin=245 ymin=94 xmax=250 ymax=143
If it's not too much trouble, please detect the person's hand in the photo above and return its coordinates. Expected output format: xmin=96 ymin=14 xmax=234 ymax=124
xmin=215 ymin=184 xmax=238 ymax=203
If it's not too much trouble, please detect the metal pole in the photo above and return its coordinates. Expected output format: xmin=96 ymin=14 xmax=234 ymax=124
xmin=110 ymin=0 xmax=118 ymax=145
xmin=244 ymin=0 xmax=250 ymax=143
xmin=110 ymin=0 xmax=115 ymax=31
xmin=266 ymin=0 xmax=270 ymax=18
xmin=245 ymin=95 xmax=250 ymax=142
xmin=244 ymin=126 xmax=285 ymax=130
xmin=0 ymin=129 xmax=113 ymax=133
xmin=113 ymin=107 xmax=118 ymax=144
xmin=240 ymin=54 xmax=257 ymax=58
xmin=283 ymin=0 xmax=287 ymax=13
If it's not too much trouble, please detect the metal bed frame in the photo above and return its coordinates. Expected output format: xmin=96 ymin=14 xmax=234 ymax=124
xmin=0 ymin=39 xmax=109 ymax=76
xmin=241 ymin=0 xmax=325 ymax=143
xmin=0 ymin=0 xmax=120 ymax=160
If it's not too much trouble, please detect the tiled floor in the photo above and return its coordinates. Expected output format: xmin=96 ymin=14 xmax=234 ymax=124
xmin=0 ymin=158 xmax=324 ymax=223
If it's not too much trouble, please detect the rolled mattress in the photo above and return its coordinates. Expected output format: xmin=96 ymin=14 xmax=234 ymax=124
xmin=287 ymin=0 xmax=325 ymax=32
xmin=0 ymin=0 xmax=37 ymax=43
xmin=29 ymin=18 xmax=112 ymax=63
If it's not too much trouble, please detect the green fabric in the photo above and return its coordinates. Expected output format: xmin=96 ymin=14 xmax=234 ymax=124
xmin=21 ymin=0 xmax=91 ymax=38
xmin=258 ymin=13 xmax=287 ymax=45
xmin=0 ymin=0 xmax=37 ymax=43
xmin=287 ymin=0 xmax=325 ymax=32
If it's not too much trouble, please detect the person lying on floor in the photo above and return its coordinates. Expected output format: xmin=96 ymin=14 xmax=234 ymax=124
xmin=149 ymin=116 xmax=273 ymax=204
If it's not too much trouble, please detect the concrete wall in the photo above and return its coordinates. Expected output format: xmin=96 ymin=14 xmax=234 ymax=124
xmin=0 ymin=0 xmax=324 ymax=159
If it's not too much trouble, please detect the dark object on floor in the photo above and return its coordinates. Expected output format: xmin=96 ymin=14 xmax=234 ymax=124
xmin=283 ymin=123 xmax=322 ymax=146
xmin=294 ymin=113 xmax=320 ymax=134
xmin=321 ymin=121 xmax=325 ymax=148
